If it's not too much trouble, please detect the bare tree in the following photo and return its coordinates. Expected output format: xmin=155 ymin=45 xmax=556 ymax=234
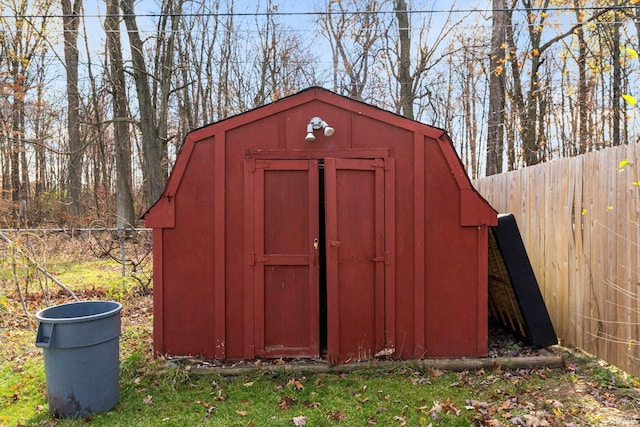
xmin=61 ymin=0 xmax=83 ymax=218
xmin=0 ymin=0 xmax=54 ymax=225
xmin=120 ymin=0 xmax=181 ymax=207
xmin=574 ymin=0 xmax=591 ymax=154
xmin=505 ymin=0 xmax=621 ymax=166
xmin=610 ymin=11 xmax=623 ymax=146
xmin=105 ymin=0 xmax=135 ymax=226
xmin=487 ymin=0 xmax=506 ymax=175
xmin=216 ymin=0 xmax=236 ymax=120
xmin=248 ymin=1 xmax=317 ymax=108
xmin=30 ymin=46 xmax=55 ymax=222
xmin=82 ymin=13 xmax=112 ymax=220
xmin=384 ymin=2 xmax=463 ymax=122
xmin=317 ymin=0 xmax=386 ymax=101
xmin=175 ymin=1 xmax=222 ymax=129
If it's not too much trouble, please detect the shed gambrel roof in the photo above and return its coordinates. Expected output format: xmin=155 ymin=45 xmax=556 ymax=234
xmin=145 ymin=86 xmax=496 ymax=228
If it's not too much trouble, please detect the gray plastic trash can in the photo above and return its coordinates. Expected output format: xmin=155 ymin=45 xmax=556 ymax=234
xmin=35 ymin=300 xmax=123 ymax=418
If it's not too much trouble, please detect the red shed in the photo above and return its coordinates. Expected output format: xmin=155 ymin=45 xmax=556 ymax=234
xmin=145 ymin=87 xmax=497 ymax=364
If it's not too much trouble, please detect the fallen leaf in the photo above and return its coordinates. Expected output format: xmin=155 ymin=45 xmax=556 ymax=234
xmin=393 ymin=415 xmax=407 ymax=425
xmin=292 ymin=415 xmax=307 ymax=426
xmin=441 ymin=398 xmax=460 ymax=415
xmin=204 ymin=406 xmax=215 ymax=421
xmin=327 ymin=410 xmax=346 ymax=421
xmin=499 ymin=399 xmax=514 ymax=410
xmin=235 ymin=410 xmax=248 ymax=416
xmin=427 ymin=367 xmax=445 ymax=378
xmin=465 ymin=399 xmax=489 ymax=410
xmin=143 ymin=394 xmax=153 ymax=405
xmin=374 ymin=347 xmax=395 ymax=357
xmin=523 ymin=412 xmax=551 ymax=427
xmin=279 ymin=395 xmax=296 ymax=410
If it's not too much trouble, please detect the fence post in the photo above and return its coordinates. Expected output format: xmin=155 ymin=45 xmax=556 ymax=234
xmin=118 ymin=227 xmax=126 ymax=290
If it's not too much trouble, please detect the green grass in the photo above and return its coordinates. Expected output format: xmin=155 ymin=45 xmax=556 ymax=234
xmin=0 ymin=319 xmax=543 ymax=427
xmin=11 ymin=354 xmax=477 ymax=426
xmin=0 ymin=257 xmax=140 ymax=302
xmin=1 ymin=245 xmax=639 ymax=426
xmin=48 ymin=260 xmax=124 ymax=289
xmin=2 ymin=322 xmax=640 ymax=427
xmin=0 ymin=352 xmax=47 ymax=425
xmin=3 ymin=329 xmax=636 ymax=427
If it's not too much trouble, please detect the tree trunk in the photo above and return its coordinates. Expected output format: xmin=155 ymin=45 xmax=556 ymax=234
xmin=156 ymin=0 xmax=183 ymax=182
xmin=62 ymin=0 xmax=83 ymax=218
xmin=394 ymin=0 xmax=413 ymax=120
xmin=574 ymin=0 xmax=588 ymax=154
xmin=486 ymin=0 xmax=505 ymax=175
xmin=120 ymin=0 xmax=165 ymax=206
xmin=82 ymin=14 xmax=111 ymax=220
xmin=10 ymin=71 xmax=24 ymax=225
xmin=612 ymin=17 xmax=621 ymax=146
xmin=105 ymin=0 xmax=135 ymax=227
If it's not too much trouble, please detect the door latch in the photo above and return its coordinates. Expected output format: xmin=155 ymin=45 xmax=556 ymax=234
xmin=313 ymin=238 xmax=319 ymax=250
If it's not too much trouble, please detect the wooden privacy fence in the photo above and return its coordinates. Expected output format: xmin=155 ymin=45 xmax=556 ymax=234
xmin=474 ymin=143 xmax=640 ymax=376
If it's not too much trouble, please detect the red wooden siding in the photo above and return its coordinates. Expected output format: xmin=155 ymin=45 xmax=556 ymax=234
xmin=145 ymin=87 xmax=497 ymax=364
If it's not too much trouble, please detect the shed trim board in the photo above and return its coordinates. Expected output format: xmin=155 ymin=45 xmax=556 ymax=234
xmin=413 ymin=135 xmax=426 ymax=355
xmin=145 ymin=87 xmax=497 ymax=363
xmin=214 ymin=132 xmax=226 ymax=359
xmin=152 ymin=228 xmax=164 ymax=352
xmin=244 ymin=159 xmax=321 ymax=358
xmin=384 ymin=157 xmax=397 ymax=354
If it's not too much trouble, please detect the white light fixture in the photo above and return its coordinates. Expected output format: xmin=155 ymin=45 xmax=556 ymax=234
xmin=305 ymin=117 xmax=335 ymax=142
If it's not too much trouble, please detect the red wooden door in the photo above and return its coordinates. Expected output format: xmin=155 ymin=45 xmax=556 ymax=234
xmin=325 ymin=158 xmax=392 ymax=364
xmin=249 ymin=159 xmax=320 ymax=358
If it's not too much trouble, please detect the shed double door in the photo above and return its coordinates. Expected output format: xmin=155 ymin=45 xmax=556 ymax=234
xmin=245 ymin=158 xmax=394 ymax=363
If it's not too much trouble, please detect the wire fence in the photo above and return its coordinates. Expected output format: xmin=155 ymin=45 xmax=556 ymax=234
xmin=0 ymin=227 xmax=153 ymax=318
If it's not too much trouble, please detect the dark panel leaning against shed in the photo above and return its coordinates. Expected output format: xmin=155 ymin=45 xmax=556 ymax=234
xmin=144 ymin=87 xmax=498 ymax=364
xmin=488 ymin=213 xmax=558 ymax=348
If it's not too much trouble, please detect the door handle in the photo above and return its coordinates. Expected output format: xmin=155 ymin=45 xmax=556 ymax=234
xmin=313 ymin=238 xmax=319 ymax=250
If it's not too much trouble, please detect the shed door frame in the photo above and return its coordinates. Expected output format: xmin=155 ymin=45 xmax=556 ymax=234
xmin=325 ymin=157 xmax=396 ymax=363
xmin=244 ymin=159 xmax=320 ymax=358
xmin=244 ymin=155 xmax=395 ymax=361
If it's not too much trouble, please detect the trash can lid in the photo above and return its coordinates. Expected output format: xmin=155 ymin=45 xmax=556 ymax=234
xmin=35 ymin=300 xmax=123 ymax=324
